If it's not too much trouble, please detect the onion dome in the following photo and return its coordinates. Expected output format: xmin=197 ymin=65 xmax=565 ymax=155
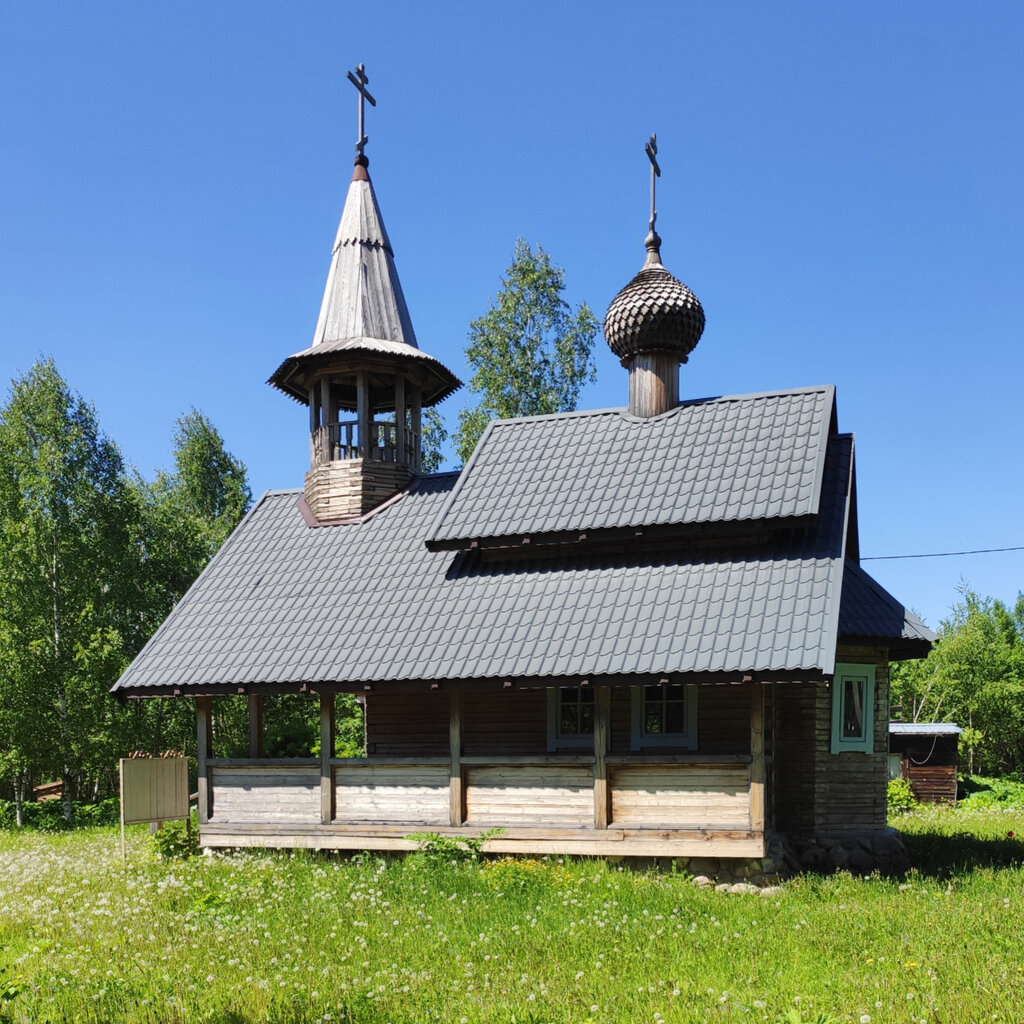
xmin=603 ymin=231 xmax=705 ymax=364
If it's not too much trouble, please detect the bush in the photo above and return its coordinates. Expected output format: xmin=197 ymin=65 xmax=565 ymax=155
xmin=887 ymin=777 xmax=917 ymax=815
xmin=405 ymin=828 xmax=504 ymax=864
xmin=0 ymin=798 xmax=120 ymax=832
xmin=958 ymin=774 xmax=1024 ymax=809
xmin=151 ymin=811 xmax=200 ymax=859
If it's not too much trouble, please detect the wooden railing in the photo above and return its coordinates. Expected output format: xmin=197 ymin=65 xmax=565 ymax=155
xmin=310 ymin=420 xmax=420 ymax=468
xmin=205 ymin=756 xmax=755 ymax=831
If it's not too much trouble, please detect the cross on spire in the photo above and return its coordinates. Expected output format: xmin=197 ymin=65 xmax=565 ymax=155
xmin=346 ymin=62 xmax=377 ymax=160
xmin=645 ymin=133 xmax=661 ymax=236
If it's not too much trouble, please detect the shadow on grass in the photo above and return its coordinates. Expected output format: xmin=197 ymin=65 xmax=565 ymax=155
xmin=901 ymin=831 xmax=1024 ymax=877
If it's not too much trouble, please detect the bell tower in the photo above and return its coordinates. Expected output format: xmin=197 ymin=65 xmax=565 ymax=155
xmin=268 ymin=64 xmax=461 ymax=523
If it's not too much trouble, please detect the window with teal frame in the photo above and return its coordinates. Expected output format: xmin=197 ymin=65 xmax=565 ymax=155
xmin=830 ymin=663 xmax=875 ymax=754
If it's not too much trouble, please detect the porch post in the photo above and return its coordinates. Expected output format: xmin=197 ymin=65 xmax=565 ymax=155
xmin=750 ymin=683 xmax=765 ymax=832
xmin=320 ymin=692 xmax=335 ymax=824
xmin=195 ymin=696 xmax=213 ymax=824
xmin=594 ymin=686 xmax=611 ymax=828
xmin=449 ymin=690 xmax=463 ymax=827
xmin=247 ymin=695 xmax=263 ymax=758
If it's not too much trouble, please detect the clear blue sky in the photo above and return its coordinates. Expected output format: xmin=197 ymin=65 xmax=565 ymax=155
xmin=2 ymin=2 xmax=1022 ymax=631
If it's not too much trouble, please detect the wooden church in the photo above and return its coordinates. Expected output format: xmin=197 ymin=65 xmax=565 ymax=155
xmin=113 ymin=71 xmax=933 ymax=868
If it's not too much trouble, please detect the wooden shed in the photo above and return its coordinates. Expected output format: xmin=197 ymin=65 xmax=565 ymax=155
xmin=111 ymin=102 xmax=934 ymax=869
xmin=888 ymin=722 xmax=961 ymax=804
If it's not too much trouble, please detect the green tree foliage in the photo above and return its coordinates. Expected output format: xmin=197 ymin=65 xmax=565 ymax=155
xmin=419 ymin=407 xmax=449 ymax=474
xmin=115 ymin=411 xmax=252 ymax=762
xmin=454 ymin=239 xmax=599 ymax=464
xmin=0 ymin=359 xmax=133 ymax=822
xmin=890 ymin=589 xmax=1024 ymax=775
xmin=0 ymin=362 xmax=253 ymax=817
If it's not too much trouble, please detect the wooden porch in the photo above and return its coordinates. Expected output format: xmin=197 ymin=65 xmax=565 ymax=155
xmin=195 ymin=687 xmax=767 ymax=858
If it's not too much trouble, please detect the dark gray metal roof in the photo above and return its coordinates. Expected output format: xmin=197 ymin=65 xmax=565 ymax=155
xmin=113 ymin=429 xmax=856 ymax=696
xmin=838 ymin=561 xmax=936 ymax=658
xmin=427 ymin=387 xmax=836 ymax=549
xmin=889 ymin=722 xmax=961 ymax=736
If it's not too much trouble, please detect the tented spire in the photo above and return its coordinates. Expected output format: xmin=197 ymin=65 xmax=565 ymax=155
xmin=310 ymin=162 xmax=419 ymax=349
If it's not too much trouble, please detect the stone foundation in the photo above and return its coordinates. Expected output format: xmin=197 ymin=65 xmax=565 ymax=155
xmin=666 ymin=828 xmax=910 ymax=885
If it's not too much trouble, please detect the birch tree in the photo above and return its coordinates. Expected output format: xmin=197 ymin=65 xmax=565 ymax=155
xmin=0 ymin=359 xmax=131 ymax=822
xmin=454 ymin=240 xmax=599 ymax=464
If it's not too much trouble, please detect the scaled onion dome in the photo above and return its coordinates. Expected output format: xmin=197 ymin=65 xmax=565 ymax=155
xmin=603 ymin=227 xmax=705 ymax=364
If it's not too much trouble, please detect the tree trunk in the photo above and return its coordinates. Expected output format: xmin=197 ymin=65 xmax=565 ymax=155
xmin=13 ymin=773 xmax=25 ymax=828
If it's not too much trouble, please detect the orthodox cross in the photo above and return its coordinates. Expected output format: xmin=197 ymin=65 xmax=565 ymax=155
xmin=346 ymin=63 xmax=377 ymax=159
xmin=645 ymin=133 xmax=661 ymax=235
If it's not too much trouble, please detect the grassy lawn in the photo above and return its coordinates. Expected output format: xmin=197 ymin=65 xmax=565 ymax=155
xmin=1 ymin=807 xmax=1023 ymax=1024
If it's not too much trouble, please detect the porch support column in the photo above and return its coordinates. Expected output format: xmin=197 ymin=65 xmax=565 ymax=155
xmin=247 ymin=695 xmax=263 ymax=758
xmin=750 ymin=683 xmax=765 ymax=833
xmin=196 ymin=696 xmax=213 ymax=824
xmin=320 ymin=692 xmax=335 ymax=824
xmin=449 ymin=691 xmax=463 ymax=827
xmin=594 ymin=686 xmax=611 ymax=829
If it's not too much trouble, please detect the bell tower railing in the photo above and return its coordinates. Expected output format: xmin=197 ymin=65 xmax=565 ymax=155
xmin=311 ymin=420 xmax=421 ymax=470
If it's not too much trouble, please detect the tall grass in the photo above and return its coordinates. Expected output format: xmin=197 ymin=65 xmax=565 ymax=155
xmin=0 ymin=810 xmax=1022 ymax=1024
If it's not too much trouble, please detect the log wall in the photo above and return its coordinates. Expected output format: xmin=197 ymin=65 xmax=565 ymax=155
xmin=365 ymin=693 xmax=449 ymax=757
xmin=814 ymin=645 xmax=890 ymax=833
xmin=773 ymin=646 xmax=890 ymax=835
xmin=304 ymin=459 xmax=410 ymax=522
xmin=463 ymin=690 xmax=548 ymax=756
xmin=368 ymin=685 xmax=751 ymax=758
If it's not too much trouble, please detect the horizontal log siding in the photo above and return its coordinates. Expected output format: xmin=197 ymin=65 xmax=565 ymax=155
xmin=905 ymin=762 xmax=958 ymax=804
xmin=611 ymin=685 xmax=753 ymax=754
xmin=813 ymin=645 xmax=890 ymax=834
xmin=334 ymin=763 xmax=449 ymax=824
xmin=365 ymin=693 xmax=448 ymax=757
xmin=896 ymin=737 xmax=958 ymax=804
xmin=304 ymin=459 xmax=411 ymax=521
xmin=771 ymin=683 xmax=818 ymax=832
xmin=465 ymin=764 xmax=594 ymax=826
xmin=463 ymin=689 xmax=548 ymax=756
xmin=698 ymin=685 xmax=751 ymax=753
xmin=210 ymin=765 xmax=319 ymax=823
xmin=610 ymin=763 xmax=750 ymax=827
xmin=370 ymin=686 xmax=752 ymax=760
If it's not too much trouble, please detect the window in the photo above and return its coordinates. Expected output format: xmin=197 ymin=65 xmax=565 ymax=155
xmin=830 ymin=662 xmax=875 ymax=754
xmin=630 ymin=684 xmax=697 ymax=750
xmin=546 ymin=687 xmax=595 ymax=750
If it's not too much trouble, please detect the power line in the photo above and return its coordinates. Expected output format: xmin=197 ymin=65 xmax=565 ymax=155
xmin=862 ymin=545 xmax=1024 ymax=561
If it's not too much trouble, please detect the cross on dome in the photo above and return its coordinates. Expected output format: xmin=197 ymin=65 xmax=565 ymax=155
xmin=645 ymin=133 xmax=660 ymax=238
